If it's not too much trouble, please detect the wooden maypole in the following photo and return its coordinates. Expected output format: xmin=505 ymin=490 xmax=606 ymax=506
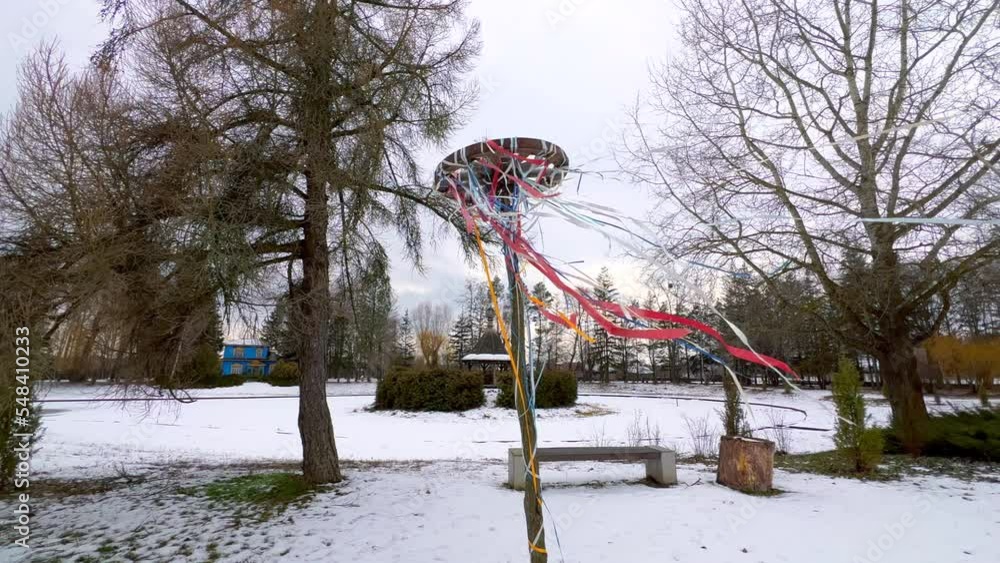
xmin=506 ymin=252 xmax=547 ymax=562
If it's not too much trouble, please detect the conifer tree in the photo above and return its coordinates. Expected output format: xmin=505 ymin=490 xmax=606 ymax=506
xmin=395 ymin=310 xmax=416 ymax=367
xmin=832 ymin=357 xmax=883 ymax=473
xmin=588 ymin=267 xmax=619 ymax=384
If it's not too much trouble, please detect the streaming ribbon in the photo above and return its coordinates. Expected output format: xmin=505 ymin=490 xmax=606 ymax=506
xmin=441 ymin=167 xmax=799 ymax=378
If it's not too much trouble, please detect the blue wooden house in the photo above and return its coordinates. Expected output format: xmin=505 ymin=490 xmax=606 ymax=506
xmin=221 ymin=339 xmax=275 ymax=377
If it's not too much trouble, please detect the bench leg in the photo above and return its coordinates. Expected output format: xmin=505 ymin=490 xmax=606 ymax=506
xmin=508 ymin=450 xmax=526 ymax=490
xmin=645 ymin=450 xmax=677 ymax=486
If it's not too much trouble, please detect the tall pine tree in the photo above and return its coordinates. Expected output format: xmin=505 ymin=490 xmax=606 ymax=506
xmin=395 ymin=310 xmax=416 ymax=367
xmin=589 ymin=268 xmax=619 ymax=384
xmin=447 ymin=313 xmax=475 ymax=365
xmin=530 ymin=282 xmax=556 ymax=371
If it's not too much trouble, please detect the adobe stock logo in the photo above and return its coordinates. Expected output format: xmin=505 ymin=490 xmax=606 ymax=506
xmin=7 ymin=0 xmax=72 ymax=54
xmin=853 ymin=495 xmax=932 ymax=563
xmin=545 ymin=0 xmax=592 ymax=28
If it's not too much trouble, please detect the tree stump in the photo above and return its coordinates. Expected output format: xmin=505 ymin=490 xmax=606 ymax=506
xmin=716 ymin=436 xmax=775 ymax=493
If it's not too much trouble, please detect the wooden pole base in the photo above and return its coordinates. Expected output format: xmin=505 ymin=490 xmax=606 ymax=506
xmin=716 ymin=436 xmax=775 ymax=493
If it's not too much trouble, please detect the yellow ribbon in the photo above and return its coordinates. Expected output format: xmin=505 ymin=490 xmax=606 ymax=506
xmin=471 ymin=222 xmax=546 ymax=554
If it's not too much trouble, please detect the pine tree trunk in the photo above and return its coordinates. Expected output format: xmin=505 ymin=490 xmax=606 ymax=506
xmin=295 ymin=5 xmax=342 ymax=485
xmin=297 ymin=175 xmax=342 ymax=485
xmin=877 ymin=338 xmax=929 ymax=455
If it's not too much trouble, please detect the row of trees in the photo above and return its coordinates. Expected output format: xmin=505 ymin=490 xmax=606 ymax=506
xmin=415 ymin=268 xmax=834 ymax=384
xmin=415 ymin=258 xmax=997 ymax=397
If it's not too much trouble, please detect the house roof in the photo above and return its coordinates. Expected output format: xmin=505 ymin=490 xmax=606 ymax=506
xmin=224 ymin=338 xmax=267 ymax=347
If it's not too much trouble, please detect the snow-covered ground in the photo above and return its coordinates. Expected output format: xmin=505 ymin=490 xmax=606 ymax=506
xmin=3 ymin=381 xmax=994 ymax=563
xmin=4 ymin=460 xmax=999 ymax=563
xmin=33 ymin=380 xmax=980 ymax=479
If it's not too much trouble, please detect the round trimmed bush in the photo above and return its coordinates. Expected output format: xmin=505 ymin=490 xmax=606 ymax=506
xmin=269 ymin=360 xmax=300 ymax=387
xmin=375 ymin=367 xmax=484 ymax=412
xmin=496 ymin=370 xmax=577 ymax=409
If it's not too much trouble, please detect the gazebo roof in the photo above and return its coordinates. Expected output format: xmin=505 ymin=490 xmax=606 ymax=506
xmin=471 ymin=330 xmax=506 ymax=354
xmin=462 ymin=330 xmax=509 ymax=363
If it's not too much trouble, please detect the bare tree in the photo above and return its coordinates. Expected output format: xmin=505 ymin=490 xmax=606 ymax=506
xmin=0 ymin=45 xmax=225 ymax=390
xmin=413 ymin=301 xmax=451 ymax=367
xmin=625 ymin=0 xmax=1000 ymax=451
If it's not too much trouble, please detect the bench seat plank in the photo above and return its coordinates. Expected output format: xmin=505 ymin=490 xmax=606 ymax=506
xmin=509 ymin=446 xmax=666 ymax=462
xmin=507 ymin=446 xmax=677 ymax=489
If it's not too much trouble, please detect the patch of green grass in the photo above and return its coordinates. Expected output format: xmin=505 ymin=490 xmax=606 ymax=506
xmin=176 ymin=486 xmax=199 ymax=496
xmin=777 ymin=450 xmax=1000 ymax=482
xmin=677 ymin=454 xmax=717 ymax=465
xmin=26 ymin=478 xmax=120 ymax=498
xmin=205 ymin=541 xmax=221 ymax=562
xmin=96 ymin=541 xmax=117 ymax=555
xmin=777 ymin=450 xmax=899 ymax=481
xmin=59 ymin=530 xmax=86 ymax=545
xmin=573 ymin=403 xmax=616 ymax=418
xmin=741 ymin=487 xmax=785 ymax=497
xmin=894 ymin=455 xmax=1000 ymax=482
xmin=203 ymin=473 xmax=313 ymax=506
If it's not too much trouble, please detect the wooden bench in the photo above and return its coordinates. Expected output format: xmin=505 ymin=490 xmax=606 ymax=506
xmin=507 ymin=446 xmax=677 ymax=490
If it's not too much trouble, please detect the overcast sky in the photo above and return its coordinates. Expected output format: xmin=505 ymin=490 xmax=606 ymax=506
xmin=1 ymin=0 xmax=683 ymax=330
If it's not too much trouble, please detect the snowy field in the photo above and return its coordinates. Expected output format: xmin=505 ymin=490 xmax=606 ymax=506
xmin=6 ymin=460 xmax=999 ymax=563
xmin=2 ymin=381 xmax=996 ymax=563
xmin=30 ymin=381 xmax=979 ymax=478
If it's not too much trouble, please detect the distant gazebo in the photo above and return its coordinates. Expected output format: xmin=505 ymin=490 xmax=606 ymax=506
xmin=461 ymin=330 xmax=510 ymax=383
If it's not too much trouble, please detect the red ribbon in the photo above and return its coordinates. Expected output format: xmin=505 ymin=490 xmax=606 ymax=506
xmin=483 ymin=211 xmax=798 ymax=377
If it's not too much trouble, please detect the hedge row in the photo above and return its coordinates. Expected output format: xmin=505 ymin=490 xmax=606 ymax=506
xmin=496 ymin=370 xmax=577 ymax=409
xmin=188 ymin=360 xmax=299 ymax=389
xmin=375 ymin=367 xmax=485 ymax=412
xmin=885 ymin=408 xmax=1000 ymax=461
